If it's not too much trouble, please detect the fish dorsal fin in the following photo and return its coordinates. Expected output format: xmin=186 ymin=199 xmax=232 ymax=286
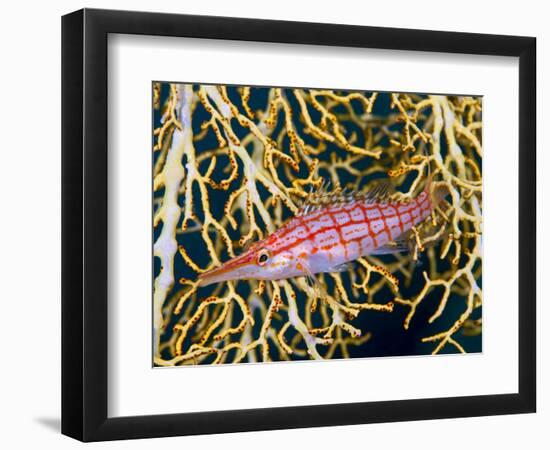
xmin=363 ymin=179 xmax=396 ymax=204
xmin=297 ymin=179 xmax=396 ymax=216
xmin=297 ymin=180 xmax=344 ymax=216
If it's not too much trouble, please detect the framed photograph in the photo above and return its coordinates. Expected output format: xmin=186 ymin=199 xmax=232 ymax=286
xmin=62 ymin=8 xmax=536 ymax=442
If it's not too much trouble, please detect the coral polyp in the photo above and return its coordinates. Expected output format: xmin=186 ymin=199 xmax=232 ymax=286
xmin=152 ymin=83 xmax=482 ymax=366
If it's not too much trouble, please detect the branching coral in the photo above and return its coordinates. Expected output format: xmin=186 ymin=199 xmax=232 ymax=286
xmin=152 ymin=82 xmax=482 ymax=366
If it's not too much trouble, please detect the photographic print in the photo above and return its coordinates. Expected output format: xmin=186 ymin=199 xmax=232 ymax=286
xmin=152 ymin=83 xmax=482 ymax=367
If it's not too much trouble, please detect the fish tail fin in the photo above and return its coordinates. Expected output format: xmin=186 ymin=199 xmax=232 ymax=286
xmin=431 ymin=182 xmax=450 ymax=208
xmin=424 ymin=171 xmax=449 ymax=208
xmin=421 ymin=150 xmax=448 ymax=208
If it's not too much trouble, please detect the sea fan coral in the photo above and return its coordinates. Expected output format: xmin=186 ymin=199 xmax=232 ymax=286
xmin=152 ymin=83 xmax=482 ymax=366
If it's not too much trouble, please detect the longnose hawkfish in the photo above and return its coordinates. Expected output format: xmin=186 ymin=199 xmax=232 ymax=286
xmin=198 ymin=177 xmax=446 ymax=288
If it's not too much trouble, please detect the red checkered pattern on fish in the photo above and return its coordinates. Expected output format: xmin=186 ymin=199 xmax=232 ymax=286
xmin=265 ymin=191 xmax=432 ymax=259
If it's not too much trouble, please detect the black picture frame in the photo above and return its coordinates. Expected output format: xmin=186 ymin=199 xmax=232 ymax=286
xmin=62 ymin=8 xmax=536 ymax=442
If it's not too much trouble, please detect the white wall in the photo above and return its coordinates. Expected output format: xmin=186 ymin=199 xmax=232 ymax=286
xmin=0 ymin=0 xmax=546 ymax=448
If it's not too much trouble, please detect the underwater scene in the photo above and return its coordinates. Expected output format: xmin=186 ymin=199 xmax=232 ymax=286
xmin=153 ymin=83 xmax=482 ymax=367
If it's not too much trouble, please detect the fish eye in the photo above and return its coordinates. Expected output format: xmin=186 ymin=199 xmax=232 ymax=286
xmin=257 ymin=249 xmax=270 ymax=266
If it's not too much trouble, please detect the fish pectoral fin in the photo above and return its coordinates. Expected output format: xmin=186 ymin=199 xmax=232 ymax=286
xmin=308 ymin=275 xmax=325 ymax=300
xmin=299 ymin=262 xmax=327 ymax=300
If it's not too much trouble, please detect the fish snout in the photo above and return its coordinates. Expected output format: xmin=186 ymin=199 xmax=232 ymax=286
xmin=197 ymin=253 xmax=255 ymax=286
